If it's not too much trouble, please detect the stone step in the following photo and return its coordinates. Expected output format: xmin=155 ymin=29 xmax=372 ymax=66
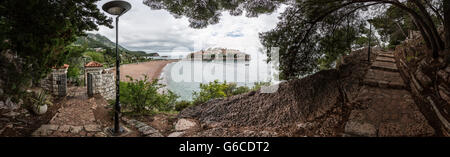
xmin=376 ymin=56 xmax=395 ymax=63
xmin=378 ymin=53 xmax=394 ymax=58
xmin=363 ymin=69 xmax=405 ymax=89
xmin=371 ymin=61 xmax=398 ymax=72
xmin=344 ymin=87 xmax=435 ymax=137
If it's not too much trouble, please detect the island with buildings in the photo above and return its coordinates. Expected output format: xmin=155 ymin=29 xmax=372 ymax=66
xmin=186 ymin=48 xmax=251 ymax=61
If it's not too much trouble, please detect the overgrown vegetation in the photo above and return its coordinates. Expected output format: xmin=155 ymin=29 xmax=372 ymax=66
xmin=0 ymin=0 xmax=112 ymax=97
xmin=119 ymin=75 xmax=178 ymax=116
xmin=191 ymin=80 xmax=271 ymax=106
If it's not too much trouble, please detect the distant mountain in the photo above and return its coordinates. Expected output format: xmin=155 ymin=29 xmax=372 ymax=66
xmin=74 ymin=33 xmax=154 ymax=56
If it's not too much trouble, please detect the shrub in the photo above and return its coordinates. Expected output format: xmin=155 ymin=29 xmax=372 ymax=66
xmin=192 ymin=80 xmax=267 ymax=105
xmin=120 ymin=75 xmax=179 ymax=115
xmin=175 ymin=101 xmax=193 ymax=111
xmin=232 ymin=86 xmax=251 ymax=95
xmin=84 ymin=51 xmax=105 ymax=63
xmin=192 ymin=80 xmax=229 ymax=105
xmin=252 ymin=81 xmax=272 ymax=91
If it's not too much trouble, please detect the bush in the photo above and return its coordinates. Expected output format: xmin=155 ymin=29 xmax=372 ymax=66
xmin=192 ymin=80 xmax=266 ymax=105
xmin=84 ymin=51 xmax=105 ymax=63
xmin=192 ymin=80 xmax=230 ymax=105
xmin=175 ymin=101 xmax=193 ymax=111
xmin=232 ymin=86 xmax=251 ymax=95
xmin=252 ymin=81 xmax=272 ymax=91
xmin=120 ymin=75 xmax=179 ymax=115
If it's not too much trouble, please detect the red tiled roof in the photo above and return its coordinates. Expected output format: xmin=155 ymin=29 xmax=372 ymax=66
xmin=85 ymin=61 xmax=103 ymax=67
xmin=52 ymin=64 xmax=69 ymax=69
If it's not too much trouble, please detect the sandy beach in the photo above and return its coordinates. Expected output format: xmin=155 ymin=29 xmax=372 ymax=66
xmin=115 ymin=60 xmax=178 ymax=82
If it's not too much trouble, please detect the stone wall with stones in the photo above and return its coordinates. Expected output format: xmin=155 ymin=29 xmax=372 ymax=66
xmin=394 ymin=31 xmax=450 ymax=136
xmin=85 ymin=67 xmax=115 ymax=100
xmin=40 ymin=68 xmax=68 ymax=96
xmin=100 ymin=72 xmax=115 ymax=100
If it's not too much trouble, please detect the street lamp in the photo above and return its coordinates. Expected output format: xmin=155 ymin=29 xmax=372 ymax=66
xmin=367 ymin=19 xmax=373 ymax=62
xmin=102 ymin=0 xmax=131 ymax=135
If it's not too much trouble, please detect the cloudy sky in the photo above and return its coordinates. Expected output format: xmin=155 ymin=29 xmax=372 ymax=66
xmin=91 ymin=0 xmax=286 ymax=57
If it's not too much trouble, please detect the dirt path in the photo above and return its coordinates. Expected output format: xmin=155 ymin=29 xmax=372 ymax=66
xmin=344 ymin=51 xmax=435 ymax=136
xmin=116 ymin=60 xmax=178 ymax=82
xmin=31 ymin=87 xmax=140 ymax=137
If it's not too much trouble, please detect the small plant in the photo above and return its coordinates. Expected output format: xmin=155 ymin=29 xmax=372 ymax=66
xmin=30 ymin=91 xmax=53 ymax=115
xmin=31 ymin=91 xmax=53 ymax=107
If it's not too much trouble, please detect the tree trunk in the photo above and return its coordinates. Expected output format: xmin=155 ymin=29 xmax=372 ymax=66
xmin=413 ymin=0 xmax=445 ymax=52
xmin=445 ymin=0 xmax=450 ymax=49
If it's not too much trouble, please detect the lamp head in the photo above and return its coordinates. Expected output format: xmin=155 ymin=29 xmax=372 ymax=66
xmin=102 ymin=1 xmax=131 ymax=16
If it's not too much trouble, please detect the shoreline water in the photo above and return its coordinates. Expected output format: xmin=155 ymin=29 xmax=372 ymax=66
xmin=116 ymin=60 xmax=179 ymax=82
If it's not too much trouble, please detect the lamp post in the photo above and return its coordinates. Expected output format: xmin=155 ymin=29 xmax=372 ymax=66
xmin=102 ymin=0 xmax=131 ymax=135
xmin=367 ymin=19 xmax=373 ymax=62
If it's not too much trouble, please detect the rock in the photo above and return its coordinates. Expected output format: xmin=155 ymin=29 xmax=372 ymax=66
xmin=0 ymin=101 xmax=6 ymax=109
xmin=5 ymin=97 xmax=20 ymax=110
xmin=142 ymin=127 xmax=159 ymax=135
xmin=168 ymin=132 xmax=185 ymax=137
xmin=33 ymin=125 xmax=56 ymax=136
xmin=94 ymin=132 xmax=107 ymax=137
xmin=70 ymin=126 xmax=83 ymax=134
xmin=438 ymin=70 xmax=448 ymax=81
xmin=345 ymin=121 xmax=377 ymax=137
xmin=84 ymin=124 xmax=101 ymax=132
xmin=2 ymin=111 xmax=20 ymax=117
xmin=0 ymin=88 xmax=3 ymax=95
xmin=415 ymin=69 xmax=432 ymax=87
xmin=138 ymin=126 xmax=151 ymax=132
xmin=439 ymin=85 xmax=450 ymax=104
xmin=135 ymin=122 xmax=146 ymax=128
xmin=146 ymin=132 xmax=164 ymax=137
xmin=58 ymin=125 xmax=71 ymax=133
xmin=41 ymin=124 xmax=59 ymax=131
xmin=175 ymin=119 xmax=197 ymax=131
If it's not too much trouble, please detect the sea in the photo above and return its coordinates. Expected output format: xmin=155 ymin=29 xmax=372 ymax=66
xmin=160 ymin=57 xmax=278 ymax=101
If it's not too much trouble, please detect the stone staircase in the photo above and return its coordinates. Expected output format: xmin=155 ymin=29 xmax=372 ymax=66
xmin=344 ymin=51 xmax=435 ymax=137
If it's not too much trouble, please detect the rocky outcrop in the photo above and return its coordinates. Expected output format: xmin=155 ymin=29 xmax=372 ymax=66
xmin=394 ymin=32 xmax=450 ymax=136
xmin=178 ymin=48 xmax=375 ymax=137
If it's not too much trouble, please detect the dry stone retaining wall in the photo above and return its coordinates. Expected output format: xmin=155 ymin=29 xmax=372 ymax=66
xmin=394 ymin=31 xmax=450 ymax=136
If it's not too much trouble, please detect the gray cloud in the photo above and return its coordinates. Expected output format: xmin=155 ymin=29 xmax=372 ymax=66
xmin=92 ymin=0 xmax=285 ymax=57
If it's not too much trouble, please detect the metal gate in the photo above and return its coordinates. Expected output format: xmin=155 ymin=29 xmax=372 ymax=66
xmin=58 ymin=74 xmax=67 ymax=96
xmin=87 ymin=73 xmax=94 ymax=97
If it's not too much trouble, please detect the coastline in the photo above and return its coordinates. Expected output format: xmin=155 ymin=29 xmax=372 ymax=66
xmin=116 ymin=60 xmax=179 ymax=82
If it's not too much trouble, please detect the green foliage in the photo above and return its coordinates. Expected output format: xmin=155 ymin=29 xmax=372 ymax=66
xmin=83 ymin=51 xmax=105 ymax=63
xmin=30 ymin=91 xmax=53 ymax=107
xmin=175 ymin=101 xmax=193 ymax=112
xmin=192 ymin=80 xmax=270 ymax=105
xmin=0 ymin=0 xmax=112 ymax=96
xmin=252 ymin=81 xmax=272 ymax=91
xmin=145 ymin=0 xmax=446 ymax=79
xmin=371 ymin=6 xmax=413 ymax=48
xmin=65 ymin=46 xmax=86 ymax=86
xmin=193 ymin=80 xmax=229 ymax=104
xmin=120 ymin=75 xmax=179 ymax=115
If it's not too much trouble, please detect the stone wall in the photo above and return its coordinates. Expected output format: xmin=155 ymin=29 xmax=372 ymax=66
xmin=100 ymin=72 xmax=115 ymax=100
xmin=40 ymin=68 xmax=68 ymax=96
xmin=85 ymin=67 xmax=115 ymax=100
xmin=394 ymin=31 xmax=450 ymax=136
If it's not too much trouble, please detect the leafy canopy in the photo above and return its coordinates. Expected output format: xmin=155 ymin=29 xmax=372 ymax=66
xmin=144 ymin=0 xmax=447 ymax=79
xmin=0 ymin=0 xmax=112 ymax=95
